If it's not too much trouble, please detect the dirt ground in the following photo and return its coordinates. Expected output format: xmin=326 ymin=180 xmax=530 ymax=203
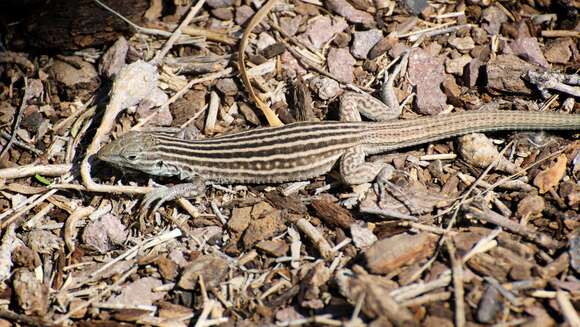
xmin=0 ymin=0 xmax=579 ymax=326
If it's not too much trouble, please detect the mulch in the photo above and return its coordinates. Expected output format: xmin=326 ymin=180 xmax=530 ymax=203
xmin=0 ymin=0 xmax=578 ymax=326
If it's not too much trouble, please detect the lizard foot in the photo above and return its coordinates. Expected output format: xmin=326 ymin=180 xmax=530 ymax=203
xmin=139 ymin=179 xmax=206 ymax=219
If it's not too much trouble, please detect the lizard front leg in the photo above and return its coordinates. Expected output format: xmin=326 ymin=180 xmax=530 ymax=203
xmin=140 ymin=178 xmax=206 ymax=217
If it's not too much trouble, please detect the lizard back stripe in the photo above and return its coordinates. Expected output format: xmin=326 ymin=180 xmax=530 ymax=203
xmin=153 ymin=123 xmax=365 ymax=149
xmin=154 ymin=132 xmax=361 ymax=157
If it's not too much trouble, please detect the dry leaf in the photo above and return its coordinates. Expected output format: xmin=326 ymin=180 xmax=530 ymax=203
xmin=533 ymin=154 xmax=567 ymax=194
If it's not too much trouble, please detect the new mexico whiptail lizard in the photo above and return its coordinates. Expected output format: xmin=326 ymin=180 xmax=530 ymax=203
xmin=97 ymin=96 xmax=580 ymax=212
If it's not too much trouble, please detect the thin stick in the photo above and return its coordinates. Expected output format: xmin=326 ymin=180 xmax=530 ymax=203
xmin=0 ymin=164 xmax=72 ymax=179
xmin=0 ymin=131 xmax=42 ymax=155
xmin=0 ymin=78 xmax=30 ymax=159
xmin=446 ymin=239 xmax=465 ymax=327
xmin=152 ymin=0 xmax=206 ymax=65
xmin=556 ymin=291 xmax=580 ymax=327
xmin=238 ymin=0 xmax=283 ymax=127
xmin=93 ymin=0 xmax=188 ymax=38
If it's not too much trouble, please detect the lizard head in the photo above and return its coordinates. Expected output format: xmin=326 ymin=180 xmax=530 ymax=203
xmin=96 ymin=132 xmax=180 ymax=177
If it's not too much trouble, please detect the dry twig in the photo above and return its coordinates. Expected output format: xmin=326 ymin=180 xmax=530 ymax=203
xmin=237 ymin=0 xmax=283 ymax=127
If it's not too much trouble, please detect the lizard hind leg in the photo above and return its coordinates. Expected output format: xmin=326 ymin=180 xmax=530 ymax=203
xmin=339 ymin=147 xmax=394 ymax=185
xmin=339 ymin=91 xmax=401 ymax=122
xmin=338 ymin=51 xmax=408 ymax=123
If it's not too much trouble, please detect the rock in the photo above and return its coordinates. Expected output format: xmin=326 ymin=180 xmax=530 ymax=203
xmin=445 ymin=54 xmax=472 ymax=75
xmin=560 ymin=180 xmax=580 ymax=208
xmin=464 ymin=58 xmax=483 ymax=87
xmin=471 ymin=26 xmax=488 ymax=45
xmin=423 ymin=316 xmax=453 ymax=327
xmin=364 ymin=233 xmax=437 ymax=274
xmin=408 ymin=48 xmax=447 ymax=115
xmin=333 ymin=32 xmax=351 ymax=48
xmin=327 ymin=47 xmax=356 ymax=83
xmin=351 ymin=223 xmax=378 ymax=249
xmin=295 ymin=2 xmax=320 ymax=16
xmin=351 ymin=29 xmax=383 ymax=59
xmin=178 ymin=255 xmax=228 ymax=289
xmin=99 ymin=36 xmax=128 ymax=79
xmin=309 ymin=76 xmax=341 ymax=100
xmin=299 ymin=261 xmax=331 ymax=309
xmin=280 ymin=51 xmax=307 ymax=79
xmin=389 ymin=42 xmax=411 ymax=58
xmin=172 ymin=89 xmax=206 ymax=126
xmin=481 ymin=6 xmax=508 ymax=35
xmin=533 ymin=154 xmax=567 ymax=194
xmin=516 ymin=195 xmax=545 ymax=218
xmin=524 ymin=306 xmax=556 ymax=327
xmin=276 ymin=307 xmax=305 ymax=322
xmin=470 ymin=44 xmax=491 ymax=60
xmin=144 ymin=0 xmax=162 ymax=21
xmin=477 ymin=283 xmax=502 ymax=323
xmin=325 ymin=0 xmax=374 ymax=25
xmin=216 ymin=78 xmax=239 ymax=96
xmin=21 ymin=105 xmax=44 ymax=133
xmin=400 ymin=0 xmax=428 ymax=15
xmin=510 ymin=37 xmax=549 ymax=68
xmin=136 ymin=87 xmax=172 ymax=126
xmin=211 ymin=7 xmax=233 ymax=20
xmin=256 ymin=32 xmax=276 ymax=51
xmin=235 ymin=5 xmax=254 ymax=26
xmin=485 ymin=54 xmax=540 ymax=95
xmin=12 ymin=245 xmax=41 ymax=269
xmin=262 ymin=43 xmax=286 ymax=58
xmin=109 ymin=60 xmax=159 ymax=110
xmin=156 ymin=255 xmax=178 ymax=281
xmin=458 ymin=133 xmax=519 ymax=174
xmin=81 ymin=214 xmax=128 ymax=254
xmin=108 ymin=277 xmax=164 ymax=306
xmin=13 ymin=269 xmax=49 ymax=316
xmin=255 ymin=240 xmax=289 ymax=257
xmin=279 ymin=16 xmax=302 ymax=36
xmin=335 ymin=268 xmax=414 ymax=323
xmin=206 ymin=0 xmax=234 ymax=8
xmin=368 ymin=36 xmax=398 ymax=59
xmin=190 ymin=226 xmax=223 ymax=245
xmin=570 ymin=232 xmax=580 ymax=274
xmin=50 ymin=56 xmax=100 ymax=100
xmin=242 ymin=202 xmax=285 ymax=248
xmin=301 ymin=16 xmax=347 ymax=49
xmin=448 ymin=36 xmax=475 ymax=52
xmin=544 ymin=38 xmax=573 ymax=64
xmin=25 ymin=230 xmax=62 ymax=255
xmin=228 ymin=206 xmax=252 ymax=234
xmin=441 ymin=75 xmax=462 ymax=106
xmin=425 ymin=41 xmax=442 ymax=56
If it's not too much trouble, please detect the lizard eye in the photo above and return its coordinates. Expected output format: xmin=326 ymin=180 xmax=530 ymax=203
xmin=125 ymin=154 xmax=138 ymax=161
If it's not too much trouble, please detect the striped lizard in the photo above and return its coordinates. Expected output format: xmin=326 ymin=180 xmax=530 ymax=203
xmin=96 ymin=91 xmax=580 ymax=211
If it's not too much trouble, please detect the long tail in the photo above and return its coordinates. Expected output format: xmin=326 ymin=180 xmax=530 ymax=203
xmin=370 ymin=111 xmax=580 ymax=152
